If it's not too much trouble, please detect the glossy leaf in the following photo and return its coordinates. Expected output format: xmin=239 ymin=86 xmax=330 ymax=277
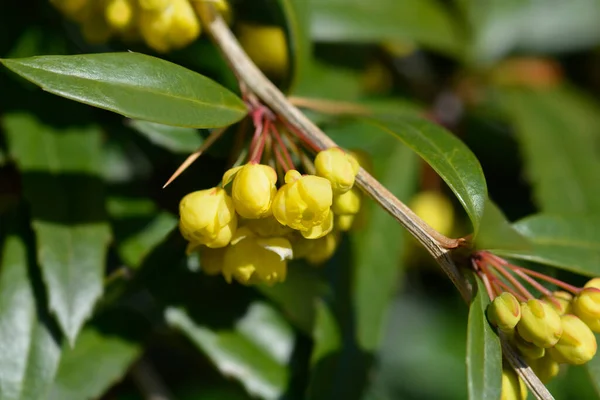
xmin=490 ymin=214 xmax=600 ymax=277
xmin=466 ymin=275 xmax=502 ymax=400
xmin=460 ymin=0 xmax=600 ymax=65
xmin=127 ymin=120 xmax=203 ymax=153
xmin=308 ymin=0 xmax=463 ymax=57
xmin=474 ymin=199 xmax=529 ymax=252
xmin=49 ymin=324 xmax=142 ymax=400
xmin=166 ymin=302 xmax=292 ymax=400
xmin=1 ymin=53 xmax=247 ymax=128
xmin=370 ymin=118 xmax=488 ymax=235
xmin=0 ymin=229 xmax=62 ymax=400
xmin=499 ymin=87 xmax=600 ymax=214
xmin=3 ymin=113 xmax=111 ymax=344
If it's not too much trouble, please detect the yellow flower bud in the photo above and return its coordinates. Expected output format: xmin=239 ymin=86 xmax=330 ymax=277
xmin=573 ymin=288 xmax=600 ymax=332
xmin=169 ymin=0 xmax=201 ymax=49
xmin=139 ymin=0 xmax=170 ymax=12
xmin=488 ymin=292 xmax=521 ymax=333
xmin=305 ymin=232 xmax=339 ymax=265
xmin=237 ymin=23 xmax=289 ymax=79
xmin=517 ymin=299 xmax=563 ymax=348
xmin=527 ymin=354 xmax=560 ymax=384
xmin=301 ymin=209 xmax=334 ymax=239
xmin=349 ymin=149 xmax=372 ymax=173
xmin=501 ymin=366 xmax=527 ymax=400
xmin=222 ymin=165 xmax=243 ymax=187
xmin=542 ymin=291 xmax=572 ymax=315
xmin=199 ymin=246 xmax=226 ymax=275
xmin=192 ymin=0 xmax=232 ymax=24
xmin=179 ymin=187 xmax=237 ymax=248
xmin=332 ymin=187 xmax=361 ymax=215
xmin=243 ymin=215 xmax=292 ymax=237
xmin=335 ymin=214 xmax=355 ymax=232
xmin=409 ymin=191 xmax=455 ymax=237
xmin=232 ymin=163 xmax=277 ymax=219
xmin=315 ymin=148 xmax=360 ymax=194
xmin=548 ymin=314 xmax=597 ymax=365
xmin=514 ymin=333 xmax=545 ymax=360
xmin=50 ymin=0 xmax=90 ymax=21
xmin=105 ymin=0 xmax=135 ymax=30
xmin=222 ymin=228 xmax=292 ymax=285
xmin=585 ymin=278 xmax=600 ymax=290
xmin=272 ymin=171 xmax=333 ymax=232
xmin=139 ymin=0 xmax=200 ymax=52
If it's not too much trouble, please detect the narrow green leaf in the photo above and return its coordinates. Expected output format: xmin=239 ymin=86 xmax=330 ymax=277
xmin=0 ymin=227 xmax=62 ymax=400
xmin=466 ymin=275 xmax=502 ymax=400
xmin=474 ymin=199 xmax=529 ymax=252
xmin=369 ymin=118 xmax=488 ymax=235
xmin=491 ymin=214 xmax=600 ymax=277
xmin=586 ymin=334 xmax=600 ymax=397
xmin=499 ymin=87 xmax=600 ymax=214
xmin=308 ymin=0 xmax=464 ymax=57
xmin=166 ymin=302 xmax=292 ymax=400
xmin=127 ymin=120 xmax=203 ymax=153
xmin=3 ymin=113 xmax=111 ymax=344
xmin=49 ymin=323 xmax=142 ymax=400
xmin=1 ymin=53 xmax=247 ymax=128
xmin=278 ymin=0 xmax=311 ymax=92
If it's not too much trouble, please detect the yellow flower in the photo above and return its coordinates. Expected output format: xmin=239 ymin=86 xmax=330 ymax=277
xmin=198 ymin=246 xmax=226 ymax=275
xmin=573 ymin=288 xmax=600 ymax=332
xmin=409 ymin=191 xmax=455 ymax=237
xmin=139 ymin=0 xmax=200 ymax=52
xmin=541 ymin=291 xmax=572 ymax=315
xmin=232 ymin=163 xmax=277 ymax=219
xmin=272 ymin=170 xmax=333 ymax=233
xmin=243 ymin=215 xmax=292 ymax=237
xmin=513 ymin=333 xmax=545 ymax=360
xmin=487 ymin=292 xmax=521 ymax=334
xmin=237 ymin=23 xmax=288 ymax=79
xmin=301 ymin=209 xmax=334 ymax=239
xmin=222 ymin=228 xmax=292 ymax=285
xmin=105 ymin=0 xmax=135 ymax=30
xmin=179 ymin=187 xmax=237 ymax=248
xmin=527 ymin=353 xmax=560 ymax=384
xmin=335 ymin=214 xmax=355 ymax=232
xmin=585 ymin=278 xmax=600 ymax=290
xmin=517 ymin=299 xmax=563 ymax=348
xmin=305 ymin=232 xmax=339 ymax=265
xmin=138 ymin=0 xmax=170 ymax=12
xmin=332 ymin=187 xmax=361 ymax=215
xmin=315 ymin=148 xmax=360 ymax=194
xmin=548 ymin=314 xmax=597 ymax=365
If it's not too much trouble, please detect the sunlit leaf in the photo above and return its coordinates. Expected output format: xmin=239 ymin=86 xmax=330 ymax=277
xmin=1 ymin=53 xmax=247 ymax=128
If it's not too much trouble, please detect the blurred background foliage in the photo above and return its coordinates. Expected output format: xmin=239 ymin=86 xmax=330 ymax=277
xmin=1 ymin=0 xmax=600 ymax=399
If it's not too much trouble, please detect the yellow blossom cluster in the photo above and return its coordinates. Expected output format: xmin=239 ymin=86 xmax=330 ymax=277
xmin=178 ymin=148 xmax=363 ymax=285
xmin=49 ymin=0 xmax=229 ymax=52
xmin=488 ymin=278 xmax=600 ymax=389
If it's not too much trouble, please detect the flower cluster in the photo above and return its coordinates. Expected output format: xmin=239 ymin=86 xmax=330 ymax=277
xmin=474 ymin=251 xmax=599 ymax=388
xmin=50 ymin=0 xmax=229 ymax=52
xmin=178 ymin=148 xmax=362 ymax=285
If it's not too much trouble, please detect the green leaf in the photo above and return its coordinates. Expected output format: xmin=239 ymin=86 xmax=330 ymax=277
xmin=586 ymin=334 xmax=600 ymax=396
xmin=0 ymin=53 xmax=247 ymax=128
xmin=460 ymin=0 xmax=600 ymax=66
xmin=0 ymin=225 xmax=62 ymax=400
xmin=498 ymin=87 xmax=600 ymax=214
xmin=49 ymin=321 xmax=142 ymax=400
xmin=474 ymin=199 xmax=529 ymax=252
xmin=369 ymin=118 xmax=488 ymax=235
xmin=127 ymin=120 xmax=203 ymax=153
xmin=326 ymin=120 xmax=419 ymax=351
xmin=490 ymin=214 xmax=600 ymax=277
xmin=279 ymin=0 xmax=311 ymax=92
xmin=107 ymin=197 xmax=178 ymax=269
xmin=166 ymin=302 xmax=292 ymax=400
xmin=466 ymin=275 xmax=502 ymax=400
xmin=308 ymin=0 xmax=464 ymax=57
xmin=3 ymin=113 xmax=111 ymax=344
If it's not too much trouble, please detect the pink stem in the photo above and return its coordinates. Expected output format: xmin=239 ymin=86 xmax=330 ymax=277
xmin=507 ymin=264 xmax=581 ymax=295
xmin=484 ymin=258 xmax=535 ymax=300
xmin=270 ymin=124 xmax=295 ymax=171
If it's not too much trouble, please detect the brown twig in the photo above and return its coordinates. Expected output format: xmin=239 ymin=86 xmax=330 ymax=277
xmin=198 ymin=5 xmax=554 ymax=400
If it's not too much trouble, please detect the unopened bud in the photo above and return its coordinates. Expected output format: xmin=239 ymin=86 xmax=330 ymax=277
xmin=488 ymin=292 xmax=521 ymax=333
xmin=501 ymin=366 xmax=527 ymax=400
xmin=548 ymin=314 xmax=597 ymax=365
xmin=514 ymin=333 xmax=545 ymax=360
xmin=542 ymin=291 xmax=573 ymax=315
xmin=305 ymin=233 xmax=339 ymax=265
xmin=315 ymin=148 xmax=359 ymax=194
xmin=232 ymin=163 xmax=277 ymax=219
xmin=517 ymin=299 xmax=563 ymax=348
xmin=198 ymin=246 xmax=226 ymax=276
xmin=527 ymin=354 xmax=560 ymax=384
xmin=335 ymin=214 xmax=355 ymax=232
xmin=573 ymin=287 xmax=600 ymax=332
xmin=332 ymin=187 xmax=361 ymax=215
xmin=585 ymin=278 xmax=600 ymax=290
